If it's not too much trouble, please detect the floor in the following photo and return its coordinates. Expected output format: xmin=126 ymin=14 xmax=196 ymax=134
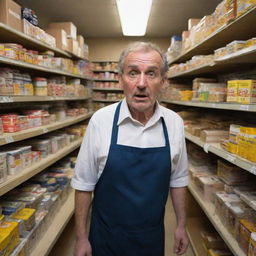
xmin=49 ymin=195 xmax=195 ymax=256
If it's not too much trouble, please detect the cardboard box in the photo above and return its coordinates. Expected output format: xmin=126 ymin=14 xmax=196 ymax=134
xmin=77 ymin=35 xmax=85 ymax=48
xmin=188 ymin=18 xmax=200 ymax=30
xmin=238 ymin=80 xmax=256 ymax=104
xmin=46 ymin=28 xmax=68 ymax=51
xmin=49 ymin=22 xmax=77 ymax=39
xmin=67 ymin=38 xmax=79 ymax=55
xmin=0 ymin=0 xmax=22 ymax=31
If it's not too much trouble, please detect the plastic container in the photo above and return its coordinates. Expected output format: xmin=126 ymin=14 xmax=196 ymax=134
xmin=33 ymin=77 xmax=48 ymax=96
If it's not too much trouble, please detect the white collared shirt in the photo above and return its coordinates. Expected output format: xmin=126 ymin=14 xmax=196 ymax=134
xmin=71 ymin=99 xmax=188 ymax=191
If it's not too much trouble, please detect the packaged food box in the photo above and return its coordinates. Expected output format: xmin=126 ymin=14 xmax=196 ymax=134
xmin=201 ymin=231 xmax=227 ymax=250
xmin=227 ymin=80 xmax=239 ymax=102
xmin=200 ymin=129 xmax=229 ymax=143
xmin=229 ymin=124 xmax=240 ymax=144
xmin=225 ymin=201 xmax=255 ymax=237
xmin=238 ymin=80 xmax=256 ymax=104
xmin=5 ymin=217 xmax=26 ymax=237
xmin=237 ymin=0 xmax=256 ymax=17
xmin=214 ymin=192 xmax=241 ymax=224
xmin=0 ymin=221 xmax=20 ymax=255
xmin=217 ymin=160 xmax=248 ymax=185
xmin=0 ymin=152 xmax=7 ymax=184
xmin=248 ymin=232 xmax=256 ymax=256
xmin=12 ymin=208 xmax=36 ymax=231
xmin=197 ymin=176 xmax=224 ymax=202
xmin=226 ymin=40 xmax=246 ymax=55
xmin=240 ymin=191 xmax=256 ymax=211
xmin=0 ymin=232 xmax=12 ymax=256
xmin=239 ymin=219 xmax=256 ymax=254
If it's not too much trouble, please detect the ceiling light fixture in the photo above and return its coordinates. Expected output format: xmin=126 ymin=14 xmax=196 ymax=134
xmin=115 ymin=0 xmax=153 ymax=36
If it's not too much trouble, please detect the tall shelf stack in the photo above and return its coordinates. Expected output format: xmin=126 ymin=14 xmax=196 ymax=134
xmin=164 ymin=3 xmax=256 ymax=256
xmin=0 ymin=1 xmax=93 ymax=255
xmin=92 ymin=61 xmax=123 ymax=110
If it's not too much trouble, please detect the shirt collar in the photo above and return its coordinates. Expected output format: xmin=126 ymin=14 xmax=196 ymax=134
xmin=118 ymin=98 xmax=164 ymax=127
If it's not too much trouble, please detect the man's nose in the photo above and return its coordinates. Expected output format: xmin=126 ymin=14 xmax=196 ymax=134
xmin=137 ymin=73 xmax=147 ymax=88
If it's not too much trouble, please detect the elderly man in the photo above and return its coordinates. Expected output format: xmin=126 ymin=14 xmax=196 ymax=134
xmin=72 ymin=41 xmax=189 ymax=256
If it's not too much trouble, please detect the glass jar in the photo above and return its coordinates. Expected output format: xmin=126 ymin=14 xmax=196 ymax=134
xmin=34 ymin=77 xmax=48 ymax=96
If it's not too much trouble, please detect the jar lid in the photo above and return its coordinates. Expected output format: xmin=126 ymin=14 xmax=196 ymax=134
xmin=34 ymin=77 xmax=47 ymax=81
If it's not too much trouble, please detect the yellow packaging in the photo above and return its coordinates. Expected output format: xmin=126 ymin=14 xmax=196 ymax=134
xmin=24 ymin=83 xmax=34 ymax=96
xmin=207 ymin=248 xmax=233 ymax=256
xmin=0 ymin=215 xmax=5 ymax=221
xmin=238 ymin=126 xmax=248 ymax=159
xmin=0 ymin=232 xmax=12 ymax=256
xmin=0 ymin=221 xmax=20 ymax=255
xmin=227 ymin=80 xmax=239 ymax=102
xmin=238 ymin=80 xmax=256 ymax=104
xmin=228 ymin=142 xmax=238 ymax=154
xmin=248 ymin=232 xmax=256 ymax=256
xmin=12 ymin=208 xmax=36 ymax=231
xmin=237 ymin=0 xmax=256 ymax=17
xmin=239 ymin=219 xmax=256 ymax=254
xmin=246 ymin=38 xmax=256 ymax=48
xmin=247 ymin=127 xmax=256 ymax=162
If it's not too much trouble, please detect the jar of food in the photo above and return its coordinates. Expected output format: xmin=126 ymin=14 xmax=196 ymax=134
xmin=4 ymin=44 xmax=19 ymax=60
xmin=33 ymin=77 xmax=48 ymax=96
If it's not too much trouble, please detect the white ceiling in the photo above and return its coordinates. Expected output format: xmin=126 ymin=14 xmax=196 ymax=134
xmin=16 ymin=0 xmax=222 ymax=38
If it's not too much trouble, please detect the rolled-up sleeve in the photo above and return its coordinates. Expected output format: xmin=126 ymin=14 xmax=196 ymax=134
xmin=71 ymin=119 xmax=98 ymax=191
xmin=170 ymin=117 xmax=189 ymax=188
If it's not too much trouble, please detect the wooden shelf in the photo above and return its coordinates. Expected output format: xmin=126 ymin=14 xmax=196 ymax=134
xmin=188 ymin=182 xmax=245 ymax=256
xmin=168 ymin=45 xmax=256 ymax=78
xmin=187 ymin=217 xmax=208 ymax=256
xmin=0 ymin=22 xmax=70 ymax=58
xmin=92 ymin=88 xmax=123 ymax=91
xmin=93 ymin=99 xmax=121 ymax=103
xmin=0 ymin=56 xmax=92 ymax=80
xmin=93 ymin=69 xmax=118 ymax=73
xmin=94 ymin=78 xmax=119 ymax=82
xmin=185 ymin=132 xmax=256 ymax=175
xmin=31 ymin=189 xmax=75 ymax=256
xmin=161 ymin=99 xmax=256 ymax=112
xmin=0 ymin=112 xmax=93 ymax=146
xmin=0 ymin=95 xmax=91 ymax=103
xmin=168 ymin=7 xmax=256 ymax=64
xmin=0 ymin=139 xmax=82 ymax=196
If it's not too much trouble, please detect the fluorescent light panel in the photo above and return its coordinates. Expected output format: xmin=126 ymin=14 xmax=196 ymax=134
xmin=116 ymin=0 xmax=153 ymax=36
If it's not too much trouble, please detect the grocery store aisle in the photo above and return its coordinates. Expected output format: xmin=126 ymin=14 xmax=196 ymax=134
xmin=49 ymin=194 xmax=194 ymax=256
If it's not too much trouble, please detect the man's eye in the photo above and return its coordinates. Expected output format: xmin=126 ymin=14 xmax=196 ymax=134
xmin=147 ymin=71 xmax=156 ymax=78
xmin=129 ymin=71 xmax=138 ymax=77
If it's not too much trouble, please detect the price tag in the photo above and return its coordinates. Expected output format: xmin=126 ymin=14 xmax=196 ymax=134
xmin=203 ymin=143 xmax=210 ymax=153
xmin=0 ymin=96 xmax=13 ymax=103
xmin=226 ymin=155 xmax=235 ymax=163
xmin=5 ymin=136 xmax=14 ymax=143
xmin=239 ymin=105 xmax=249 ymax=111
xmin=250 ymin=166 xmax=256 ymax=175
xmin=43 ymin=128 xmax=48 ymax=134
xmin=211 ymin=103 xmax=216 ymax=108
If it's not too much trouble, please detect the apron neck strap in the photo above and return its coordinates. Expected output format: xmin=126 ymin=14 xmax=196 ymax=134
xmin=111 ymin=101 xmax=170 ymax=148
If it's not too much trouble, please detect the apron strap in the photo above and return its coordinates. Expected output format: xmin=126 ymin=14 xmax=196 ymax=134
xmin=111 ymin=101 xmax=170 ymax=148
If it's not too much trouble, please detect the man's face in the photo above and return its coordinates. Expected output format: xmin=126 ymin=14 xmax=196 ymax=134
xmin=119 ymin=50 xmax=165 ymax=115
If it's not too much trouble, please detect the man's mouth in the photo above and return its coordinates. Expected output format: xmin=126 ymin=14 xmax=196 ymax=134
xmin=134 ymin=94 xmax=148 ymax=100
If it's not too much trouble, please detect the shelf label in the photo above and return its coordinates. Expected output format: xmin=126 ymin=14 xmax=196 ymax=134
xmin=250 ymin=166 xmax=256 ymax=175
xmin=203 ymin=143 xmax=210 ymax=153
xmin=43 ymin=128 xmax=48 ymax=133
xmin=239 ymin=105 xmax=249 ymax=111
xmin=211 ymin=103 xmax=217 ymax=108
xmin=5 ymin=136 xmax=14 ymax=143
xmin=0 ymin=96 xmax=13 ymax=103
xmin=226 ymin=155 xmax=235 ymax=163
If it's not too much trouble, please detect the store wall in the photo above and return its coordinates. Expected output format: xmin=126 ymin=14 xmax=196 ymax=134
xmin=85 ymin=37 xmax=170 ymax=61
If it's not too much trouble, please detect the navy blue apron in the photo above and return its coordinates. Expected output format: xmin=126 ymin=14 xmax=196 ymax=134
xmin=89 ymin=102 xmax=171 ymax=256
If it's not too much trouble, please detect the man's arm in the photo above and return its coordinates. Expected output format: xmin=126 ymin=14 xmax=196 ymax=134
xmin=74 ymin=190 xmax=92 ymax=256
xmin=170 ymin=187 xmax=189 ymax=255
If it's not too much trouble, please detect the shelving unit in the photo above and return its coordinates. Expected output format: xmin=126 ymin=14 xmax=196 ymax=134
xmin=92 ymin=88 xmax=123 ymax=91
xmin=0 ymin=95 xmax=90 ymax=103
xmin=0 ymin=55 xmax=92 ymax=79
xmin=0 ymin=138 xmax=82 ymax=196
xmin=93 ymin=99 xmax=120 ymax=103
xmin=0 ymin=112 xmax=93 ymax=146
xmin=0 ymin=22 xmax=70 ymax=58
xmin=165 ymin=5 xmax=256 ymax=255
xmin=161 ymin=99 xmax=256 ymax=112
xmin=168 ymin=45 xmax=256 ymax=78
xmin=31 ymin=189 xmax=75 ymax=256
xmin=168 ymin=6 xmax=256 ymax=64
xmin=188 ymin=182 xmax=245 ymax=256
xmin=94 ymin=78 xmax=119 ymax=82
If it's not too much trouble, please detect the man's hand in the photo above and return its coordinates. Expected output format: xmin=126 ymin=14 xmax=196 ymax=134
xmin=173 ymin=226 xmax=189 ymax=255
xmin=74 ymin=238 xmax=92 ymax=256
